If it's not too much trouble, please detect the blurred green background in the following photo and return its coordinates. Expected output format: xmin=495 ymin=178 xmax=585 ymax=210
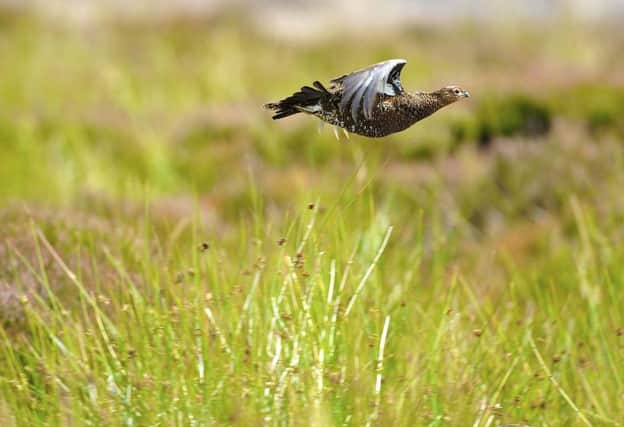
xmin=1 ymin=2 xmax=624 ymax=425
xmin=2 ymin=4 xmax=624 ymax=211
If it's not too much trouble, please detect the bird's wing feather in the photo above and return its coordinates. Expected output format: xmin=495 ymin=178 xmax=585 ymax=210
xmin=332 ymin=59 xmax=407 ymax=122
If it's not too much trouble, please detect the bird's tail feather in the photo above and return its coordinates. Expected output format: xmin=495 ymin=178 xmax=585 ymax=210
xmin=264 ymin=81 xmax=328 ymax=120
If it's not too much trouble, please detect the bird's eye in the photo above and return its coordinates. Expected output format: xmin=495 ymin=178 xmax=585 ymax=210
xmin=453 ymin=88 xmax=461 ymax=95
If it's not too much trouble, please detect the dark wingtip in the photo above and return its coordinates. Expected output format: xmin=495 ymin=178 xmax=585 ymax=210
xmin=313 ymin=81 xmax=330 ymax=94
xmin=271 ymin=111 xmax=295 ymax=120
xmin=265 ymin=102 xmax=295 ymax=119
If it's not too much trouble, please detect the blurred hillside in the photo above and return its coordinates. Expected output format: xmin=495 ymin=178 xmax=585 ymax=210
xmin=3 ymin=0 xmax=624 ymax=35
xmin=1 ymin=6 xmax=623 ymax=213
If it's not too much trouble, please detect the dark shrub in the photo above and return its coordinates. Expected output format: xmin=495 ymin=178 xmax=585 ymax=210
xmin=475 ymin=94 xmax=552 ymax=147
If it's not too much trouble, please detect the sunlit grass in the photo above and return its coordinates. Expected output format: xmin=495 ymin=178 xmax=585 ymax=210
xmin=1 ymin=189 xmax=623 ymax=425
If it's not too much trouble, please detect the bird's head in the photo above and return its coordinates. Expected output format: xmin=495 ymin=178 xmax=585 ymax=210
xmin=435 ymin=85 xmax=471 ymax=105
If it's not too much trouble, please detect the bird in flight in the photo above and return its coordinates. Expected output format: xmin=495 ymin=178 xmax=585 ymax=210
xmin=265 ymin=59 xmax=470 ymax=138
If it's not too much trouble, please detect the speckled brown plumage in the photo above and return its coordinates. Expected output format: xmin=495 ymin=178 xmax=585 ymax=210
xmin=265 ymin=59 xmax=470 ymax=138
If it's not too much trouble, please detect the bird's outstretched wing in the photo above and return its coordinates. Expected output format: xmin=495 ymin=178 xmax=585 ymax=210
xmin=331 ymin=59 xmax=407 ymax=122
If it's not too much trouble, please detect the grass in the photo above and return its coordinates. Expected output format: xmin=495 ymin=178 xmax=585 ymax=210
xmin=2 ymin=186 xmax=624 ymax=426
xmin=1 ymin=10 xmax=624 ymax=426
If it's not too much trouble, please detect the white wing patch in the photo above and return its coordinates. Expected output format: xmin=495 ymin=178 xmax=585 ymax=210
xmin=383 ymin=83 xmax=397 ymax=96
xmin=296 ymin=103 xmax=322 ymax=113
xmin=332 ymin=59 xmax=407 ymax=122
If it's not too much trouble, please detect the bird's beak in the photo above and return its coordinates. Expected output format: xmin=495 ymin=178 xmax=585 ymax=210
xmin=463 ymin=90 xmax=471 ymax=98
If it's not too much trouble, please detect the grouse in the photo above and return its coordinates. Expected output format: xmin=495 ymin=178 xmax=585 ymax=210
xmin=265 ymin=59 xmax=470 ymax=138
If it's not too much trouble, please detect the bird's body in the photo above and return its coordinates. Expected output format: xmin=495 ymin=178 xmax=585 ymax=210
xmin=313 ymin=90 xmax=451 ymax=138
xmin=265 ymin=59 xmax=470 ymax=138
